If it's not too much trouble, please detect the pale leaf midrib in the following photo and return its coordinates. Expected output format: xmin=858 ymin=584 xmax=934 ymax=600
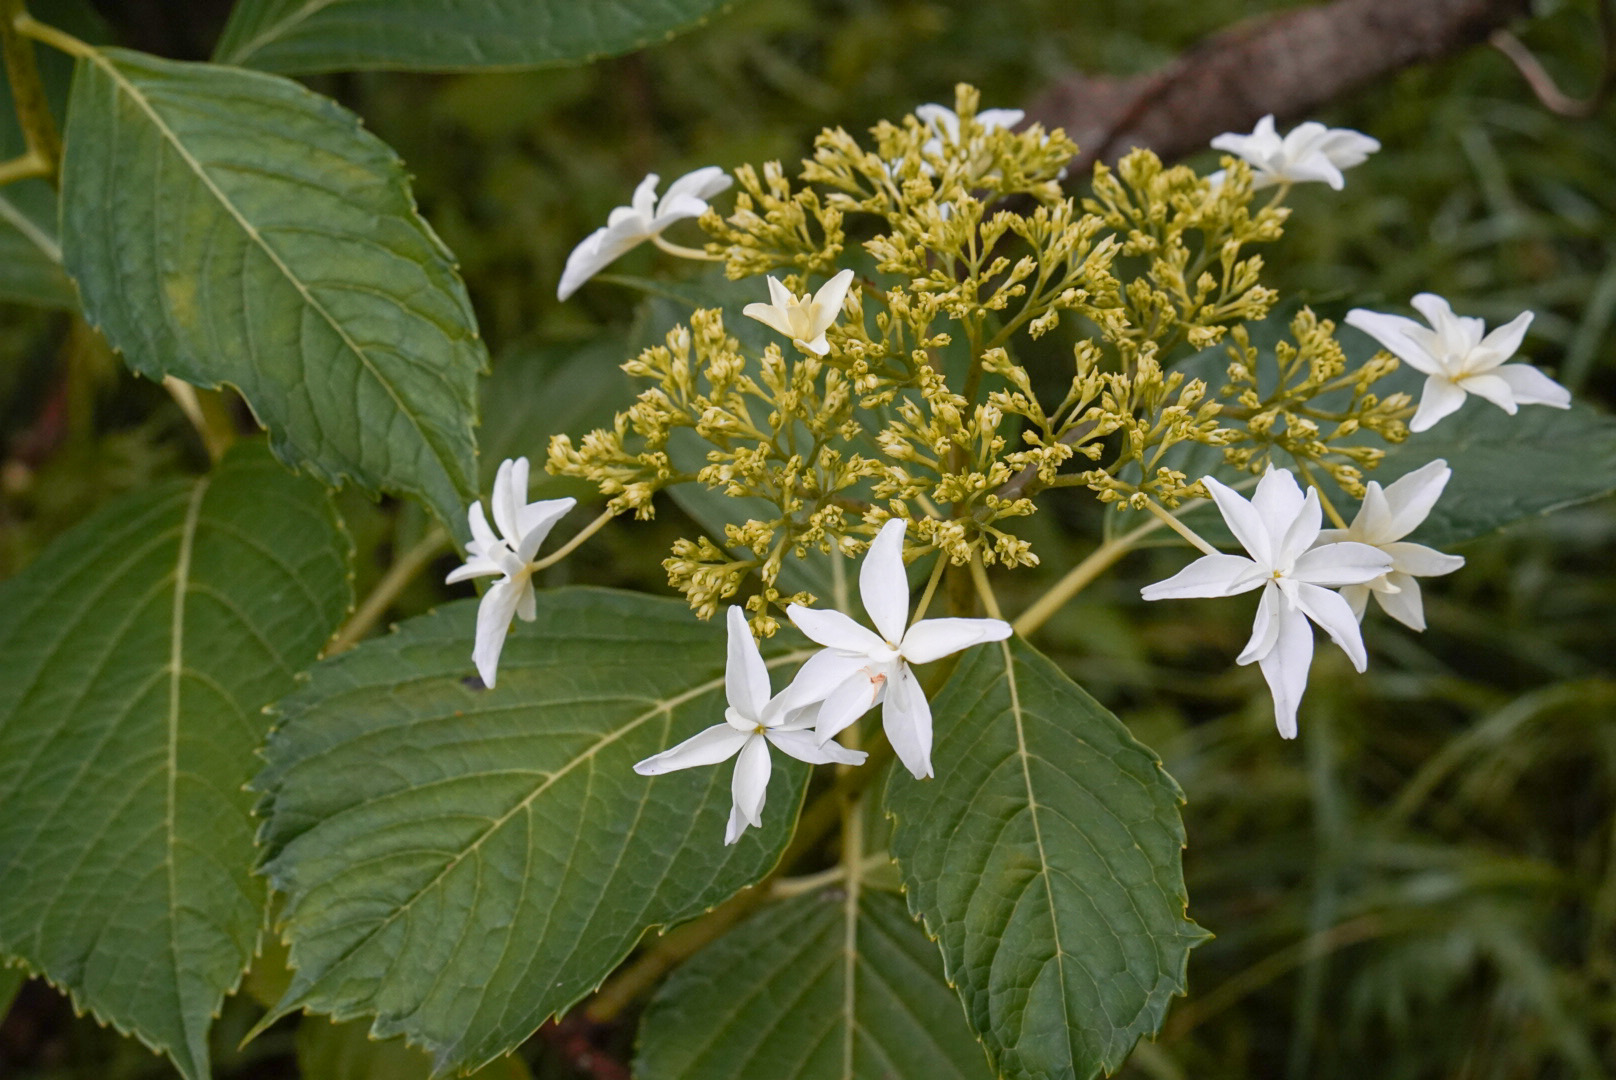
xmin=221 ymin=0 xmax=342 ymax=66
xmin=88 ymin=51 xmax=453 ymax=494
xmin=1001 ymin=639 xmax=1078 ymax=1072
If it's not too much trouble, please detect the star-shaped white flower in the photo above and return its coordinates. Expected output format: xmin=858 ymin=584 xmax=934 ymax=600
xmin=1345 ymin=293 xmax=1570 ymax=433
xmin=445 ymin=457 xmax=575 ymax=688
xmin=742 ymin=268 xmax=855 ymax=356
xmin=634 ymin=607 xmax=867 ymax=845
xmin=915 ymin=102 xmax=1025 ymax=156
xmin=556 ymin=166 xmax=732 ymax=300
xmin=1314 ymin=459 xmax=1465 ymax=632
xmin=1209 ymin=115 xmax=1379 ymax=190
xmin=782 ymin=518 xmax=1012 ymax=779
xmin=1140 ymin=469 xmax=1392 ymax=738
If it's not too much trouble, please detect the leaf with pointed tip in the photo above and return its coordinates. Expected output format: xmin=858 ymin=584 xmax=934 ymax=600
xmin=0 ymin=441 xmax=351 ymax=1080
xmin=885 ymin=639 xmax=1207 ymax=1080
xmin=214 ymin=0 xmax=740 ymax=74
xmin=60 ymin=48 xmax=483 ymax=535
xmin=637 ymin=888 xmax=992 ymax=1080
xmin=256 ymin=590 xmax=811 ymax=1074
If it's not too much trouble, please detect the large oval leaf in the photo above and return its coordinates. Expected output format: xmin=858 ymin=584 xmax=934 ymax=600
xmin=214 ymin=0 xmax=739 ymax=74
xmin=0 ymin=442 xmax=351 ymax=1080
xmin=637 ymin=887 xmax=992 ymax=1080
xmin=60 ymin=48 xmax=484 ymax=534
xmin=885 ymin=639 xmax=1207 ymax=1080
xmin=257 ymin=590 xmax=811 ymax=1074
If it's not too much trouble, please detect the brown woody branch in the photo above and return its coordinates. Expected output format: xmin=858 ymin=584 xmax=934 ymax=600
xmin=1026 ymin=0 xmax=1532 ymax=172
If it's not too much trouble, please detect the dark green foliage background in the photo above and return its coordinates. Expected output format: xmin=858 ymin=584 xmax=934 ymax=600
xmin=2 ymin=0 xmax=1614 ymax=1078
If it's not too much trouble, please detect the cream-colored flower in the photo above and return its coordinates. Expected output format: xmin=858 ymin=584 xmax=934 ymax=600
xmin=742 ymin=269 xmax=855 ymax=356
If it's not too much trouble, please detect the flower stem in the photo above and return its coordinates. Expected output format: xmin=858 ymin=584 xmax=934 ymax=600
xmin=528 ymin=508 xmax=617 ymax=573
xmin=1012 ymin=512 xmax=1176 ymax=638
xmin=968 ymin=552 xmax=1005 ymax=621
xmin=12 ymin=10 xmax=93 ymax=59
xmin=1296 ymin=460 xmax=1350 ymax=529
xmin=649 ymin=234 xmax=722 ymax=262
xmin=911 ymin=553 xmax=947 ymax=622
xmin=0 ymin=0 xmax=61 ymax=184
xmin=1144 ymin=497 xmax=1221 ymax=555
xmin=327 ymin=527 xmax=451 ymax=655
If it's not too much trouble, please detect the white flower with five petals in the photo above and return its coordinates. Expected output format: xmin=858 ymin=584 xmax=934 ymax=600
xmin=742 ymin=269 xmax=855 ymax=356
xmin=556 ymin=167 xmax=732 ymax=300
xmin=1209 ymin=115 xmax=1379 ymax=191
xmin=1140 ymin=469 xmax=1392 ymax=738
xmin=445 ymin=458 xmax=576 ymax=688
xmin=1345 ymin=293 xmax=1570 ymax=433
xmin=783 ymin=518 xmax=1012 ymax=779
xmin=633 ymin=607 xmax=867 ymax=845
xmin=1314 ymin=459 xmax=1465 ymax=631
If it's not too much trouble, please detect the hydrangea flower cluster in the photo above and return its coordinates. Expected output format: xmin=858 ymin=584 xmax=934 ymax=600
xmin=445 ymin=93 xmax=1575 ymax=837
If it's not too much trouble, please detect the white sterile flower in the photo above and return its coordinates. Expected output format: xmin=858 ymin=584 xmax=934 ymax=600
xmin=556 ymin=166 xmax=732 ymax=300
xmin=1315 ymin=459 xmax=1465 ymax=632
xmin=782 ymin=518 xmax=1012 ymax=780
xmin=634 ymin=607 xmax=867 ymax=845
xmin=445 ymin=457 xmax=575 ymax=688
xmin=915 ymin=102 xmax=1025 ymax=155
xmin=1140 ymin=469 xmax=1392 ymax=739
xmin=1345 ymin=293 xmax=1570 ymax=433
xmin=1208 ymin=115 xmax=1379 ymax=190
xmin=742 ymin=268 xmax=855 ymax=356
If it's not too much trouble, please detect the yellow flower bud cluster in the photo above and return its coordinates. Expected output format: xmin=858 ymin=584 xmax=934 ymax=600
xmin=548 ymin=83 xmax=1422 ymax=626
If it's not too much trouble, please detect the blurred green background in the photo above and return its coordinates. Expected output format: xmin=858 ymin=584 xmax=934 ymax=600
xmin=2 ymin=0 xmax=1614 ymax=1077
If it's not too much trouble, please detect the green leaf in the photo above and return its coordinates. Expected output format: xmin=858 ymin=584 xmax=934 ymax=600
xmin=60 ymin=48 xmax=484 ymax=535
xmin=257 ymin=589 xmax=811 ymax=1073
xmin=637 ymin=888 xmax=992 ymax=1080
xmin=214 ymin=0 xmax=739 ymax=74
xmin=885 ymin=639 xmax=1207 ymax=1080
xmin=1369 ymin=399 xmax=1616 ymax=548
xmin=297 ymin=1017 xmax=533 ymax=1080
xmin=0 ymin=441 xmax=352 ymax=1080
xmin=0 ymin=182 xmax=75 ymax=309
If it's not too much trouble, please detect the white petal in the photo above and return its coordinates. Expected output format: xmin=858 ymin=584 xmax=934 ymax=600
xmin=731 ymin=734 xmax=772 ymax=830
xmin=491 ymin=457 xmax=522 ymax=541
xmin=809 ymin=268 xmax=856 ymax=339
xmin=648 ymin=193 xmax=709 ymax=231
xmin=1237 ymin=582 xmax=1284 ymax=665
xmin=1140 ymin=553 xmax=1264 ymax=601
xmin=556 ymin=217 xmax=649 ymax=300
xmin=883 ymin=664 xmax=934 ymax=779
xmin=515 ymin=497 xmax=576 ymax=564
xmin=724 ymin=804 xmax=749 ymax=846
xmin=1255 ymin=606 xmax=1314 ymax=739
xmin=1249 ymin=467 xmax=1308 ymax=548
xmin=725 ymin=606 xmax=772 ymax=721
xmin=467 ymin=500 xmax=499 ymax=554
xmin=814 ymin=666 xmax=887 ymax=743
xmin=901 ymin=617 xmax=1012 ymax=664
xmin=1409 ymin=375 xmax=1468 ymax=433
xmin=1382 ymin=541 xmax=1464 ymax=578
xmin=915 ymin=103 xmax=959 ymax=142
xmin=742 ymin=300 xmax=795 ymax=338
xmin=1344 ymin=309 xmax=1443 ymax=375
xmin=1343 ymin=480 xmax=1394 ymax=543
xmin=801 ymin=333 xmax=830 ymax=356
xmin=1202 ymin=475 xmax=1273 ymax=566
xmin=515 ymin=578 xmax=537 ymax=622
xmin=1279 ymin=154 xmax=1346 ymax=189
xmin=786 ymin=603 xmax=887 ymax=655
xmin=1317 ymin=128 xmax=1380 ymax=168
xmin=860 ymin=518 xmax=910 ymax=643
xmin=1378 ymin=460 xmax=1450 ymax=541
xmin=976 ymin=108 xmax=1025 ymax=131
xmin=766 ymin=728 xmax=868 ymax=767
xmin=767 ymin=275 xmax=795 ymax=308
xmin=1472 ymin=310 xmax=1533 ymax=368
xmin=771 ymin=649 xmax=869 ymax=715
xmin=1456 ymin=372 xmax=1518 ymax=414
xmin=632 ymin=722 xmax=749 ymax=775
xmin=1274 ymin=487 xmax=1323 ymax=567
xmin=472 ymin=577 xmax=524 ymax=688
xmin=629 ymin=172 xmax=661 ymax=219
xmin=1409 ymin=293 xmax=1461 ymax=341
xmin=445 ymin=556 xmax=503 ymax=585
xmin=1291 ymin=541 xmax=1393 ymax=587
xmin=1373 ymin=571 xmax=1428 ymax=631
xmin=663 ymin=165 xmax=733 ymax=205
xmin=1493 ymin=363 xmax=1571 ymax=409
xmin=1340 ymin=583 xmax=1370 ymax=622
xmin=1293 ymin=582 xmax=1369 ymax=672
